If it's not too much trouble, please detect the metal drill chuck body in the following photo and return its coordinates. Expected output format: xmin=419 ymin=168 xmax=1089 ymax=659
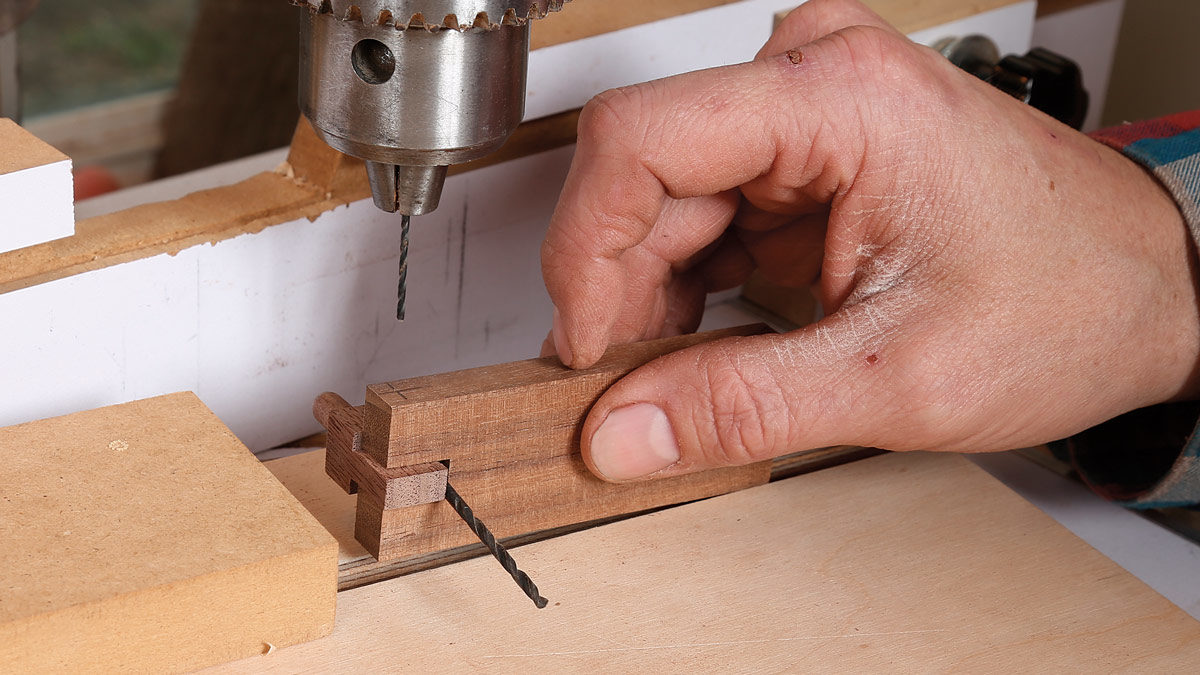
xmin=295 ymin=1 xmax=568 ymax=29
xmin=295 ymin=0 xmax=570 ymax=215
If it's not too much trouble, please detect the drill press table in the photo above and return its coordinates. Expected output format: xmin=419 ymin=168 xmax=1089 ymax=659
xmin=211 ymin=450 xmax=1200 ymax=671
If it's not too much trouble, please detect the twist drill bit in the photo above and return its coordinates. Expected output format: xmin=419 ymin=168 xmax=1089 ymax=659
xmin=397 ymin=214 xmax=410 ymax=320
xmin=444 ymin=480 xmax=549 ymax=609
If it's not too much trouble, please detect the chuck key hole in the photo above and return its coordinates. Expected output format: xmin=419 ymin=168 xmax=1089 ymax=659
xmin=351 ymin=39 xmax=395 ymax=85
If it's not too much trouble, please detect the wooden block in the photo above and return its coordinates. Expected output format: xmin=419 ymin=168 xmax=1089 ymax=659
xmin=0 ymin=118 xmax=74 ymax=254
xmin=325 ymin=325 xmax=773 ymax=561
xmin=0 ymin=393 xmax=338 ymax=673
xmin=284 ymin=116 xmax=348 ymax=192
xmin=264 ymin=444 xmax=878 ymax=591
xmin=363 ymin=324 xmax=771 ymax=467
xmin=314 ymin=391 xmax=449 ymax=556
xmin=211 ymin=452 xmax=1200 ymax=671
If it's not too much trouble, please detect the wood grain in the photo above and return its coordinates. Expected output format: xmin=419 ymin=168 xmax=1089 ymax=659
xmin=215 ymin=452 xmax=1200 ymax=671
xmin=265 ymin=444 xmax=881 ymax=590
xmin=364 ymin=325 xmax=770 ymax=466
xmin=314 ymin=390 xmax=448 ymax=556
xmin=0 ymin=393 xmax=337 ymax=673
xmin=321 ymin=326 xmax=773 ymax=561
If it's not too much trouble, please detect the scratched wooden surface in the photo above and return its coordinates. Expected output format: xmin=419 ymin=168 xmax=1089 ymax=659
xmin=215 ymin=452 xmax=1200 ymax=671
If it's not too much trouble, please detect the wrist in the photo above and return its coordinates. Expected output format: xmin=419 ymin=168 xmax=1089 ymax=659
xmin=1087 ymin=113 xmax=1200 ymax=403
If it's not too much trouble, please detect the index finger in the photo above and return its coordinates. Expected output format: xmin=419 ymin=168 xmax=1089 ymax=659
xmin=542 ymin=32 xmax=875 ymax=367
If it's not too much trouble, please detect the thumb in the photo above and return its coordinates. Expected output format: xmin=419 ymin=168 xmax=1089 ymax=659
xmin=581 ymin=313 xmax=899 ymax=482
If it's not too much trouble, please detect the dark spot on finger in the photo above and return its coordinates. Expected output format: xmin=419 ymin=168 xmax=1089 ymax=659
xmin=1049 ymin=180 xmax=1056 ymax=191
xmin=866 ymin=354 xmax=879 ymax=365
xmin=786 ymin=49 xmax=804 ymax=65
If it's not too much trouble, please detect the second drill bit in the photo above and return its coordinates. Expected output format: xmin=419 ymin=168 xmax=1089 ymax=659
xmin=397 ymin=214 xmax=410 ymax=320
xmin=444 ymin=480 xmax=549 ymax=609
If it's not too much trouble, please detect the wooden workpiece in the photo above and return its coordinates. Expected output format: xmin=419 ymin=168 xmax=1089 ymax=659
xmin=0 ymin=393 xmax=338 ymax=673
xmin=214 ymin=452 xmax=1200 ymax=671
xmin=317 ymin=325 xmax=773 ymax=561
xmin=267 ymin=443 xmax=880 ymax=590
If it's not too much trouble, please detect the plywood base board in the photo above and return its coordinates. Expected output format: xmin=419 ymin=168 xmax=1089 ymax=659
xmin=265 ymin=444 xmax=875 ymax=590
xmin=218 ymin=452 xmax=1200 ymax=671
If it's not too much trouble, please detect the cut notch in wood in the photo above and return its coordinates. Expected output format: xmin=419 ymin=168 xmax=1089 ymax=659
xmin=317 ymin=324 xmax=775 ymax=561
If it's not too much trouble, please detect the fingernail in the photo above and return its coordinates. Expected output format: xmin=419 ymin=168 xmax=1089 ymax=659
xmin=552 ymin=308 xmax=573 ymax=367
xmin=590 ymin=404 xmax=681 ymax=481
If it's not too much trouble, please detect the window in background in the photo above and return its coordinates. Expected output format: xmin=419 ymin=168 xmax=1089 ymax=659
xmin=19 ymin=0 xmax=198 ymax=117
xmin=12 ymin=0 xmax=199 ymax=191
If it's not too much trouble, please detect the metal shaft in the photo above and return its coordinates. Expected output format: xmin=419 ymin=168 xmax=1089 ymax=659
xmin=397 ymin=215 xmax=410 ymax=321
xmin=444 ymin=481 xmax=549 ymax=609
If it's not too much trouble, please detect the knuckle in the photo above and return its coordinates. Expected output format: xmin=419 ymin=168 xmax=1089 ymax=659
xmin=826 ymin=24 xmax=914 ymax=84
xmin=694 ymin=348 xmax=787 ymax=466
xmin=579 ymin=86 xmax=647 ymax=149
xmin=874 ymin=338 xmax=962 ymax=446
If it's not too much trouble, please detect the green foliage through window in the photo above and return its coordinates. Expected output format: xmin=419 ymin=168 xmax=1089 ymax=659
xmin=19 ymin=0 xmax=199 ymax=118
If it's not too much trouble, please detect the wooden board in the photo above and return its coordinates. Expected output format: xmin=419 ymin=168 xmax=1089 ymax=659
xmin=864 ymin=0 xmax=1024 ymax=32
xmin=0 ymin=118 xmax=74 ymax=254
xmin=266 ymin=443 xmax=879 ymax=589
xmin=0 ymin=393 xmax=338 ymax=673
xmin=324 ymin=326 xmax=773 ymax=560
xmin=212 ymin=452 xmax=1200 ymax=671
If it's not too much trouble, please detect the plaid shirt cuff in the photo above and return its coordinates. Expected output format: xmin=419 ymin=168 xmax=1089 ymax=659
xmin=1061 ymin=111 xmax=1200 ymax=509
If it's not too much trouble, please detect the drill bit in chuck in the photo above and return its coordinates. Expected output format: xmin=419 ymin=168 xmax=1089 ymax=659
xmin=296 ymin=1 xmax=573 ymax=215
xmin=397 ymin=214 xmax=410 ymax=321
xmin=444 ymin=479 xmax=549 ymax=609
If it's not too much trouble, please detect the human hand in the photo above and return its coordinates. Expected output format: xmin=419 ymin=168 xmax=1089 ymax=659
xmin=540 ymin=0 xmax=1200 ymax=481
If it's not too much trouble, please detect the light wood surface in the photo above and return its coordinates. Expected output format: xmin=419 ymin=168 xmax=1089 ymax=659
xmin=217 ymin=451 xmax=1200 ymax=671
xmin=538 ymin=0 xmax=1022 ymax=44
xmin=265 ymin=443 xmax=879 ymax=590
xmin=0 ymin=393 xmax=338 ymax=673
xmin=865 ymin=0 xmax=1023 ymax=32
xmin=332 ymin=326 xmax=773 ymax=560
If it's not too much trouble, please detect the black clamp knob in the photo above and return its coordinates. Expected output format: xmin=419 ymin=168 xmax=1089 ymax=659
xmin=933 ymin=35 xmax=1089 ymax=130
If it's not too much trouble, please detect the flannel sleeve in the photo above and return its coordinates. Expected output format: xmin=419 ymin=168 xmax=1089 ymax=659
xmin=1055 ymin=111 xmax=1200 ymax=508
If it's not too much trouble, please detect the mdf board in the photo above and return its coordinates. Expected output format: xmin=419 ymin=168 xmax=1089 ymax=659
xmin=0 ymin=118 xmax=74 ymax=254
xmin=212 ymin=452 xmax=1200 ymax=671
xmin=0 ymin=393 xmax=338 ymax=673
